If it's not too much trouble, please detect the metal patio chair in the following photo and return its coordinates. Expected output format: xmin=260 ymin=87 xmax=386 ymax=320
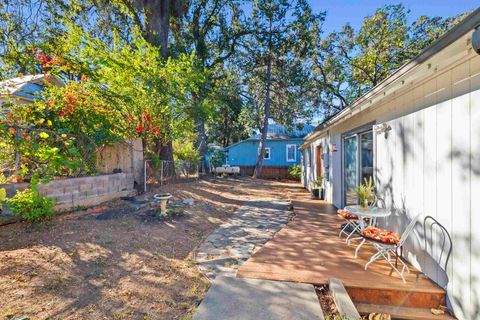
xmin=423 ymin=216 xmax=452 ymax=289
xmin=361 ymin=213 xmax=421 ymax=283
xmin=338 ymin=209 xmax=360 ymax=241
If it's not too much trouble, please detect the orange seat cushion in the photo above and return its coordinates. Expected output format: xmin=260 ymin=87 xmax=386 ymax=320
xmin=361 ymin=226 xmax=400 ymax=245
xmin=337 ymin=209 xmax=358 ymax=220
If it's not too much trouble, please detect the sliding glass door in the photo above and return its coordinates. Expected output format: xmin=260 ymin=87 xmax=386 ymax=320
xmin=343 ymin=130 xmax=373 ymax=206
xmin=360 ymin=131 xmax=374 ymax=183
xmin=344 ymin=135 xmax=358 ymax=205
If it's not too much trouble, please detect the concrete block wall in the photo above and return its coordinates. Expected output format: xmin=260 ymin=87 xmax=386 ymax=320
xmin=37 ymin=172 xmax=135 ymax=211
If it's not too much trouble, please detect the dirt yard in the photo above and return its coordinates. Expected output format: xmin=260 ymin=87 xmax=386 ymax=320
xmin=0 ymin=177 xmax=299 ymax=320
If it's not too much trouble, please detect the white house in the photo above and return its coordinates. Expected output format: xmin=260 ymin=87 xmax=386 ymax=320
xmin=302 ymin=8 xmax=480 ymax=320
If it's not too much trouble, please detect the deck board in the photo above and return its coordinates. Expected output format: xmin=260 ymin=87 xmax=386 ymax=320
xmin=237 ymin=188 xmax=444 ymax=295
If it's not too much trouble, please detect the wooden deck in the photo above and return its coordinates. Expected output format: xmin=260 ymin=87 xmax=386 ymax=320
xmin=237 ymin=187 xmax=452 ymax=318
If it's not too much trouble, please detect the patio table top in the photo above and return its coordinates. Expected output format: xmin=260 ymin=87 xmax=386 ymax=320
xmin=344 ymin=205 xmax=391 ymax=218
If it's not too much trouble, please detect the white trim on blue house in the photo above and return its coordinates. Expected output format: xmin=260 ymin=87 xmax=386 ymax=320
xmin=264 ymin=147 xmax=271 ymax=160
xmin=286 ymin=144 xmax=296 ymax=162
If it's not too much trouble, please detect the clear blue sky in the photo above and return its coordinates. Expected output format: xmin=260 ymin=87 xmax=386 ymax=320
xmin=310 ymin=0 xmax=478 ymax=34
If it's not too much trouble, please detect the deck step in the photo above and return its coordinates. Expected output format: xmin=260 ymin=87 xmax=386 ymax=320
xmin=329 ymin=278 xmax=361 ymax=320
xmin=355 ymin=303 xmax=456 ymax=320
xmin=346 ymin=286 xmax=445 ymax=309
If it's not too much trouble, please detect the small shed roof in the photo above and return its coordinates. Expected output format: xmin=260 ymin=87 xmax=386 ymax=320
xmin=0 ymin=74 xmax=64 ymax=102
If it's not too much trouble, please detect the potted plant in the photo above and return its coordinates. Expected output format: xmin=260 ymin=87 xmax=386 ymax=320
xmin=311 ymin=176 xmax=324 ymax=200
xmin=355 ymin=177 xmax=374 ymax=209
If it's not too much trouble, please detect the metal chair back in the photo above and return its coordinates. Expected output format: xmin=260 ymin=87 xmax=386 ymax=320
xmin=423 ymin=216 xmax=452 ymax=271
xmin=398 ymin=213 xmax=422 ymax=246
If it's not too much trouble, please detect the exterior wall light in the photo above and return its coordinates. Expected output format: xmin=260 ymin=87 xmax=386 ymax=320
xmin=373 ymin=123 xmax=392 ymax=138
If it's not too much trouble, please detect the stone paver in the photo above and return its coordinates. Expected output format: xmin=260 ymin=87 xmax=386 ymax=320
xmin=193 ymin=276 xmax=324 ymax=320
xmin=195 ymin=198 xmax=292 ymax=279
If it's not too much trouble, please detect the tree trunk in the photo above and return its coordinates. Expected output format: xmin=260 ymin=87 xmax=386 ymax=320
xmin=141 ymin=0 xmax=178 ymax=174
xmin=253 ymin=55 xmax=272 ymax=179
xmin=253 ymin=18 xmax=273 ymax=179
xmin=140 ymin=0 xmax=171 ymax=57
xmin=195 ymin=120 xmax=207 ymax=173
xmin=156 ymin=139 xmax=175 ymax=177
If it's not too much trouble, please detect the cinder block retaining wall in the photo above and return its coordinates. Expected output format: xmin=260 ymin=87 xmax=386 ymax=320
xmin=1 ymin=173 xmax=135 ymax=211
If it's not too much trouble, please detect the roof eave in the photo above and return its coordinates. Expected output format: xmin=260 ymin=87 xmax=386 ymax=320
xmin=305 ymin=7 xmax=480 ymax=143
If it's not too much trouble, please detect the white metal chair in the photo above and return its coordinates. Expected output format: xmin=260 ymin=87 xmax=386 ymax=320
xmin=361 ymin=213 xmax=421 ymax=283
xmin=337 ymin=209 xmax=360 ymax=242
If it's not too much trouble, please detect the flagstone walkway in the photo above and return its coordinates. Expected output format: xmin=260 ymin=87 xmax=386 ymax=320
xmin=195 ymin=198 xmax=293 ymax=279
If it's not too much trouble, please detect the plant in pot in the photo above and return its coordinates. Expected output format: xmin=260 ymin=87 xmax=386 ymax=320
xmin=311 ymin=176 xmax=324 ymax=200
xmin=355 ymin=177 xmax=374 ymax=209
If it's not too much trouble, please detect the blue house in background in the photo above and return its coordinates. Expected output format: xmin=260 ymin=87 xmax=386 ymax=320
xmin=224 ymin=124 xmax=314 ymax=177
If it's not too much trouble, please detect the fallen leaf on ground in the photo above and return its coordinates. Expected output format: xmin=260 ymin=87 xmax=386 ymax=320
xmin=431 ymin=308 xmax=445 ymax=315
xmin=368 ymin=313 xmax=391 ymax=320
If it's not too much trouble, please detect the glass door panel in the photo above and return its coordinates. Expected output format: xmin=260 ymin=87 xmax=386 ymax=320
xmin=360 ymin=131 xmax=374 ymax=184
xmin=344 ymin=135 xmax=358 ymax=205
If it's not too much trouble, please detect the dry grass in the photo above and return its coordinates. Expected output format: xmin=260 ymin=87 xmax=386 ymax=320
xmin=0 ymin=177 xmax=297 ymax=320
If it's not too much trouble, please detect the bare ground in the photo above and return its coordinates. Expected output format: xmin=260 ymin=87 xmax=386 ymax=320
xmin=0 ymin=177 xmax=298 ymax=320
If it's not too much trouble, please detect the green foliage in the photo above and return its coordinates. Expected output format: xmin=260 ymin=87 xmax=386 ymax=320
xmin=0 ymin=188 xmax=6 ymax=204
xmin=58 ymin=25 xmax=206 ymax=152
xmin=173 ymin=136 xmax=201 ymax=163
xmin=0 ymin=78 xmax=118 ymax=178
xmin=208 ymin=149 xmax=226 ymax=169
xmin=205 ymin=71 xmax=250 ymax=147
xmin=313 ymin=177 xmax=323 ymax=189
xmin=6 ymin=179 xmax=55 ymax=222
xmin=174 ymin=0 xmax=251 ymax=149
xmin=1 ymin=22 xmax=207 ymax=179
xmin=312 ymin=4 xmax=468 ymax=115
xmin=288 ymin=165 xmax=302 ymax=181
xmin=0 ymin=0 xmax=470 ymax=181
xmin=355 ymin=177 xmax=374 ymax=207
xmin=242 ymin=0 xmax=324 ymax=131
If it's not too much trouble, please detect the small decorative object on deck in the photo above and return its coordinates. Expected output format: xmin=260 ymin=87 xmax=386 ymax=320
xmin=153 ymin=193 xmax=172 ymax=214
xmin=311 ymin=176 xmax=324 ymax=200
xmin=355 ymin=177 xmax=374 ymax=209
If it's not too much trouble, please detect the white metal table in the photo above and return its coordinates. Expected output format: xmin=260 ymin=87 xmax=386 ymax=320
xmin=344 ymin=205 xmax=391 ymax=257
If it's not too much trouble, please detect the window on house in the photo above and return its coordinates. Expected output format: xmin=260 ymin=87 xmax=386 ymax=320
xmin=286 ymin=144 xmax=296 ymax=162
xmin=264 ymin=147 xmax=271 ymax=160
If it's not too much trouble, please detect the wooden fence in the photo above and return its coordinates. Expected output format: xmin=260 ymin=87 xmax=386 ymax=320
xmin=238 ymin=166 xmax=291 ymax=179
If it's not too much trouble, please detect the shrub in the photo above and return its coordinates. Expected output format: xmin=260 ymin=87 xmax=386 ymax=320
xmin=0 ymin=188 xmax=6 ymax=203
xmin=208 ymin=149 xmax=226 ymax=169
xmin=0 ymin=173 xmax=7 ymax=184
xmin=173 ymin=138 xmax=201 ymax=163
xmin=288 ymin=164 xmax=302 ymax=180
xmin=6 ymin=179 xmax=55 ymax=222
xmin=313 ymin=176 xmax=323 ymax=189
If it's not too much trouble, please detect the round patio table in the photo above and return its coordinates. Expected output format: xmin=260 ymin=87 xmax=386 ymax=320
xmin=344 ymin=205 xmax=391 ymax=258
xmin=344 ymin=205 xmax=391 ymax=224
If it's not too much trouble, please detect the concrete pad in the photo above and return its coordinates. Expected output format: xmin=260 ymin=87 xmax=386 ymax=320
xmin=193 ymin=276 xmax=324 ymax=320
